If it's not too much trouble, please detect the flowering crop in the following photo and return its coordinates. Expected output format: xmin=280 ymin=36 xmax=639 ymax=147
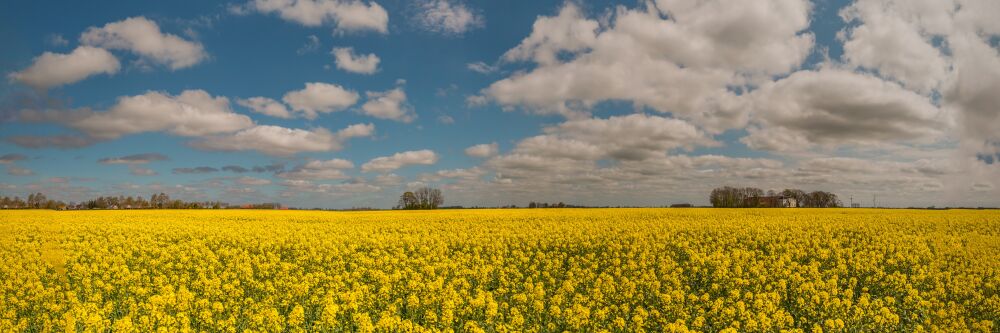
xmin=1 ymin=208 xmax=998 ymax=332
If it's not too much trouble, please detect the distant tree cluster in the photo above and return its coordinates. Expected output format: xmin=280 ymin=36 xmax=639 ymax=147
xmin=0 ymin=193 xmax=63 ymax=209
xmin=710 ymin=187 xmax=841 ymax=208
xmin=527 ymin=201 xmax=583 ymax=208
xmin=0 ymin=192 xmax=274 ymax=210
xmin=397 ymin=187 xmax=444 ymax=210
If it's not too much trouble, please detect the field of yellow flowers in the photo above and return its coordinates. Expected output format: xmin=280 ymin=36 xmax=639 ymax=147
xmin=1 ymin=208 xmax=998 ymax=332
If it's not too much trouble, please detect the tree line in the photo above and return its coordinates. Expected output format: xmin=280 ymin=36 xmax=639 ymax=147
xmin=1 ymin=192 xmax=254 ymax=210
xmin=709 ymin=187 xmax=841 ymax=208
xmin=526 ymin=202 xmax=588 ymax=208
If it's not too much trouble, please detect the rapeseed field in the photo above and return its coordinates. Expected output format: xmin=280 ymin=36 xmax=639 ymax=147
xmin=1 ymin=209 xmax=998 ymax=332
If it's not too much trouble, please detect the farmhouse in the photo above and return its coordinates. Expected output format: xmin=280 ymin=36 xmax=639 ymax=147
xmin=759 ymin=195 xmax=798 ymax=208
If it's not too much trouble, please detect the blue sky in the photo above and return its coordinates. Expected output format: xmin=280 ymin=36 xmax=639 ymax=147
xmin=2 ymin=0 xmax=999 ymax=208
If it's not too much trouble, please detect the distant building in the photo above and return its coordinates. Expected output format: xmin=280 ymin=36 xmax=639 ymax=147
xmin=758 ymin=195 xmax=798 ymax=208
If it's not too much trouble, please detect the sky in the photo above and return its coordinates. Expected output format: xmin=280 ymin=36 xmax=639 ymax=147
xmin=1 ymin=0 xmax=999 ymax=209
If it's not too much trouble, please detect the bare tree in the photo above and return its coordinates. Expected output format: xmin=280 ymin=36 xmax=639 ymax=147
xmin=710 ymin=186 xmax=764 ymax=207
xmin=414 ymin=187 xmax=444 ymax=209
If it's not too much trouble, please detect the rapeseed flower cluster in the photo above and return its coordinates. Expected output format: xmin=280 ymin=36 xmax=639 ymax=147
xmin=1 ymin=208 xmax=997 ymax=332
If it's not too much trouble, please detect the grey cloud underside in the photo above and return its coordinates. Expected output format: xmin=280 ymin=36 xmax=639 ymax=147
xmin=173 ymin=167 xmax=220 ymax=174
xmin=0 ymin=153 xmax=29 ymax=164
xmin=98 ymin=153 xmax=169 ymax=164
xmin=7 ymin=135 xmax=99 ymax=149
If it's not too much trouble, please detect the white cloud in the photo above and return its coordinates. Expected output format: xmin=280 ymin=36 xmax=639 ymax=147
xmin=648 ymin=0 xmax=815 ymax=75
xmin=278 ymin=158 xmax=354 ymax=180
xmin=360 ymin=88 xmax=415 ymax=122
xmin=466 ymin=61 xmax=497 ymax=74
xmin=98 ymin=153 xmax=169 ymax=164
xmin=831 ymin=0 xmax=1000 ymax=161
xmin=191 ymin=123 xmax=373 ymax=156
xmin=839 ymin=1 xmax=950 ymax=93
xmin=9 ymin=46 xmax=120 ymax=89
xmin=946 ymin=31 xmax=1000 ymax=153
xmin=68 ymin=90 xmax=254 ymax=140
xmin=237 ymin=97 xmax=293 ymax=118
xmin=373 ymin=173 xmax=404 ymax=186
xmin=282 ymin=82 xmax=360 ymax=119
xmin=331 ymin=47 xmax=379 ymax=74
xmin=129 ymin=166 xmax=158 ymax=176
xmin=304 ymin=158 xmax=355 ymax=170
xmin=507 ymin=114 xmax=714 ymax=162
xmin=80 ymin=16 xmax=207 ymax=70
xmin=437 ymin=115 xmax=455 ymax=124
xmin=465 ymin=142 xmax=498 ymax=158
xmin=415 ymin=0 xmax=484 ymax=35
xmin=279 ymin=178 xmax=381 ymax=195
xmin=419 ymin=167 xmax=486 ymax=182
xmin=501 ymin=4 xmax=598 ymax=66
xmin=336 ymin=123 xmax=376 ymax=138
xmin=236 ymin=176 xmax=272 ymax=185
xmin=7 ymin=166 xmax=35 ymax=176
xmin=481 ymin=1 xmax=814 ymax=131
xmin=47 ymin=34 xmax=69 ymax=47
xmin=251 ymin=0 xmax=389 ymax=34
xmin=741 ymin=69 xmax=944 ymax=152
xmin=362 ymin=149 xmax=438 ymax=172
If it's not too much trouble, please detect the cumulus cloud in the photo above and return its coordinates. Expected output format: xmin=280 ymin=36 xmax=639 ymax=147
xmin=8 ymin=46 xmax=120 ymax=89
xmin=282 ymin=82 xmax=360 ymax=119
xmin=237 ymin=97 xmax=292 ymax=119
xmin=360 ymin=88 xmax=415 ymax=122
xmin=80 ymin=16 xmax=207 ymax=70
xmin=741 ymin=69 xmax=944 ymax=152
xmin=479 ymin=1 xmax=813 ymax=131
xmin=946 ymin=32 xmax=1000 ymax=154
xmin=68 ymin=90 xmax=254 ymax=140
xmin=414 ymin=0 xmax=483 ymax=35
xmin=505 ymin=114 xmax=714 ymax=162
xmin=831 ymin=0 xmax=1000 ymax=161
xmin=191 ymin=123 xmax=373 ymax=156
xmin=839 ymin=0 xmax=950 ymax=93
xmin=250 ymin=0 xmax=389 ymax=34
xmin=419 ymin=167 xmax=486 ymax=182
xmin=278 ymin=158 xmax=354 ymax=180
xmin=500 ymin=4 xmax=598 ymax=66
xmin=236 ymin=176 xmax=272 ymax=185
xmin=361 ymin=149 xmax=438 ymax=173
xmin=465 ymin=142 xmax=498 ymax=158
xmin=331 ymin=47 xmax=379 ymax=74
xmin=98 ymin=153 xmax=169 ymax=164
